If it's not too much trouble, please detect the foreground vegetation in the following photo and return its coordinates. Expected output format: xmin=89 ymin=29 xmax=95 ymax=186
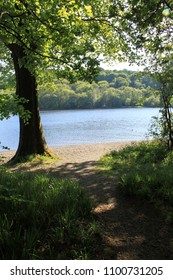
xmin=0 ymin=168 xmax=100 ymax=259
xmin=99 ymin=141 xmax=173 ymax=222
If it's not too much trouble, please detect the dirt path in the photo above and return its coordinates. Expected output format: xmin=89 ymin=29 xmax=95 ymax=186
xmin=1 ymin=142 xmax=173 ymax=259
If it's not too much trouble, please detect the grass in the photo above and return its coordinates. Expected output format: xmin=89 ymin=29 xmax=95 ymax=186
xmin=99 ymin=140 xmax=173 ymax=221
xmin=0 ymin=168 xmax=100 ymax=259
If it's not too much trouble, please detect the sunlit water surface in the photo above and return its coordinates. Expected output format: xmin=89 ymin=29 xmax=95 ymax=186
xmin=0 ymin=108 xmax=160 ymax=151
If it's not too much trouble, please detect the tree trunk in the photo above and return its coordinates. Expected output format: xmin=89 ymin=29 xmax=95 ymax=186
xmin=8 ymin=44 xmax=52 ymax=162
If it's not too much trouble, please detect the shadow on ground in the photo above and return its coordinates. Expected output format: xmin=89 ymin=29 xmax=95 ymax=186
xmin=9 ymin=159 xmax=173 ymax=260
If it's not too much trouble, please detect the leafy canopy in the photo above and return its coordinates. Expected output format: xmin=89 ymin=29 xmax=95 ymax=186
xmin=0 ymin=0 xmax=124 ymax=83
xmin=109 ymin=0 xmax=173 ymax=67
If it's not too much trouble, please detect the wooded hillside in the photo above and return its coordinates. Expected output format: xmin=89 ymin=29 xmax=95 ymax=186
xmin=38 ymin=69 xmax=160 ymax=110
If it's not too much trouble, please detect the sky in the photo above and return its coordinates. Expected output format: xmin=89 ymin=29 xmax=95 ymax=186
xmin=100 ymin=61 xmax=144 ymax=71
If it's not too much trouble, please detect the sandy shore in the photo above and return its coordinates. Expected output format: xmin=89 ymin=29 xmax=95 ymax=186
xmin=0 ymin=141 xmax=134 ymax=164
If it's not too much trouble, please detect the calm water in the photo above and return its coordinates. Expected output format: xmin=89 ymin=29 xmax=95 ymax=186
xmin=0 ymin=108 xmax=160 ymax=151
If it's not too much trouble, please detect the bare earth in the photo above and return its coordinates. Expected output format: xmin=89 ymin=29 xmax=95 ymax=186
xmin=1 ymin=141 xmax=173 ymax=259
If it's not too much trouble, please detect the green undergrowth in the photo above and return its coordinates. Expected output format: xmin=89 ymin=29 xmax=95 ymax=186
xmin=99 ymin=140 xmax=173 ymax=221
xmin=6 ymin=151 xmax=58 ymax=165
xmin=0 ymin=168 xmax=101 ymax=259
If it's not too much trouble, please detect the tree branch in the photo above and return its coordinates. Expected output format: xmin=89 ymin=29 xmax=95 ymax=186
xmin=163 ymin=0 xmax=173 ymax=11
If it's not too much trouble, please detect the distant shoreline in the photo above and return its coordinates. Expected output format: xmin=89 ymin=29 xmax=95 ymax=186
xmin=39 ymin=106 xmax=160 ymax=111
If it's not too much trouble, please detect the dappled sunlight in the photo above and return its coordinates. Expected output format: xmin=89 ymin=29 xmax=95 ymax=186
xmin=106 ymin=235 xmax=146 ymax=247
xmin=94 ymin=202 xmax=116 ymax=214
xmin=104 ymin=234 xmax=146 ymax=259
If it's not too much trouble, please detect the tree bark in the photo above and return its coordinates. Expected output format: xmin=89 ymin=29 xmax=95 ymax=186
xmin=8 ymin=44 xmax=52 ymax=162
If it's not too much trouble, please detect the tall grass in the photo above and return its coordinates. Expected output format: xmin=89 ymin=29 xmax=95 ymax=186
xmin=99 ymin=140 xmax=173 ymax=220
xmin=0 ymin=168 xmax=99 ymax=259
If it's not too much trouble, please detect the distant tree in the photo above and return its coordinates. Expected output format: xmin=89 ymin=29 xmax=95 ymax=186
xmin=104 ymin=72 xmax=116 ymax=83
xmin=113 ymin=76 xmax=130 ymax=88
xmin=96 ymin=70 xmax=108 ymax=81
xmin=74 ymin=82 xmax=93 ymax=95
xmin=98 ymin=80 xmax=109 ymax=90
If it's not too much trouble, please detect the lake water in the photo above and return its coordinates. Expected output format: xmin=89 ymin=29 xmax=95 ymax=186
xmin=0 ymin=108 xmax=160 ymax=151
